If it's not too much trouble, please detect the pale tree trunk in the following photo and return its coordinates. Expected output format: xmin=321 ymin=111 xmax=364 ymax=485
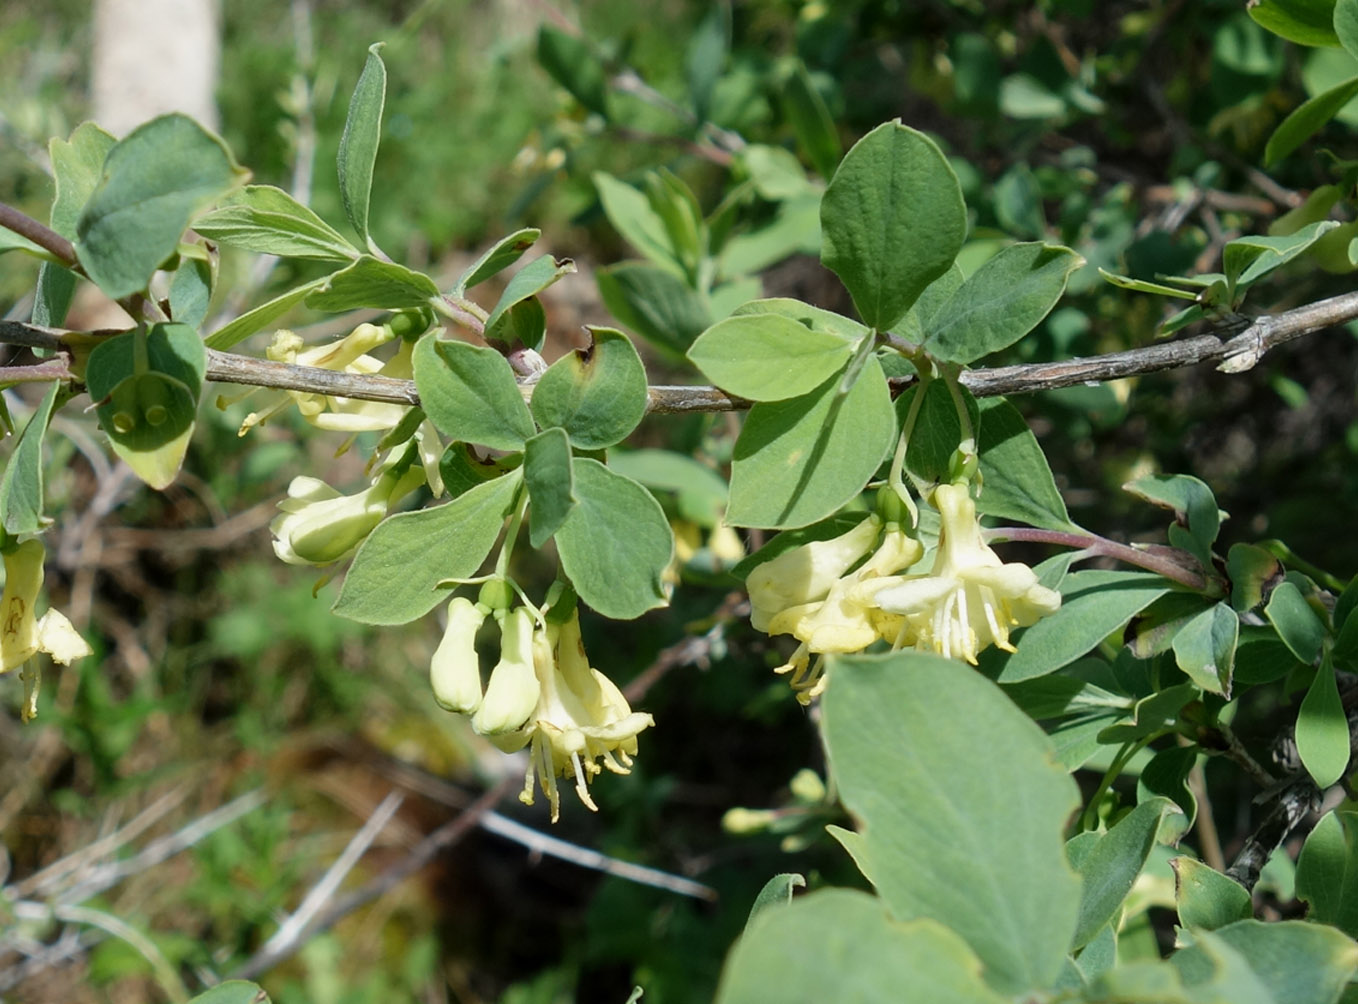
xmin=91 ymin=0 xmax=220 ymax=136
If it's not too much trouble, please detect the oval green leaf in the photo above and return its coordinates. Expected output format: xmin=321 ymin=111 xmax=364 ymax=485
xmin=413 ymin=335 xmax=536 ymax=450
xmin=716 ymin=889 xmax=1007 ymax=1004
xmin=193 ymin=185 xmax=359 ymax=261
xmin=822 ymin=652 xmax=1081 ymax=995
xmin=555 ymin=459 xmax=672 ymax=620
xmin=530 ymin=327 xmax=647 ymax=448
xmin=1296 ymin=809 xmax=1358 ymax=937
xmin=820 ymin=121 xmax=966 ymax=330
xmin=727 ymin=357 xmax=895 ymax=529
xmin=74 ymin=114 xmax=248 ymax=298
xmin=0 ymin=381 xmax=59 ymax=535
xmin=334 ymin=470 xmax=521 ymax=625
xmin=1297 ymin=658 xmax=1350 ymax=788
xmin=524 ymin=427 xmax=575 ymax=548
xmin=1172 ymin=858 xmax=1253 ymax=932
xmin=305 ymin=255 xmax=441 ymax=312
xmin=923 ymin=243 xmax=1082 ymax=364
xmin=688 ymin=313 xmax=858 ymax=401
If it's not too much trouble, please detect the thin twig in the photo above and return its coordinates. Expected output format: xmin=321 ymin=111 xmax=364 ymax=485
xmin=255 ymin=790 xmax=404 ymax=964
xmin=1225 ymin=777 xmax=1319 ymax=892
xmin=229 ymin=778 xmax=511 ymax=981
xmin=6 ymin=288 xmax=1356 ymax=414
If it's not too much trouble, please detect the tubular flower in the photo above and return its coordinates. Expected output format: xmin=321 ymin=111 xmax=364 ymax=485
xmin=470 ymin=607 xmax=541 ymax=736
xmin=2 ymin=539 xmax=94 ymax=721
xmin=270 ymin=448 xmax=424 ymax=566
xmin=748 ymin=516 xmax=923 ymax=704
xmin=429 ymin=597 xmax=488 ymax=714
xmin=228 ymin=324 xmax=411 ymax=435
xmin=873 ymin=482 xmax=1062 ymax=664
xmin=487 ymin=610 xmax=653 ymax=821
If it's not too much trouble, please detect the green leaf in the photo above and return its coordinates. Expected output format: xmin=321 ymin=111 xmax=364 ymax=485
xmin=1266 ymin=74 xmax=1358 ymax=165
xmin=86 ymin=324 xmax=207 ymax=489
xmin=607 ymin=448 xmax=729 ymax=527
xmin=1124 ymin=473 xmax=1221 ymax=567
xmin=716 ymin=889 xmax=1007 ymax=1004
xmin=1173 ymin=920 xmax=1358 ymax=1004
xmin=1340 ymin=0 xmax=1358 ymax=58
xmin=740 ymin=145 xmax=815 ymax=201
xmin=685 ymin=4 xmax=727 ymax=120
xmin=923 ymin=243 xmax=1083 ymax=364
xmin=596 ymin=261 xmax=712 ymax=357
xmin=193 ymin=185 xmax=359 ymax=261
xmin=1097 ymin=682 xmax=1199 ymax=744
xmin=996 ymin=571 xmax=1172 ymax=683
xmin=744 ymin=873 xmax=805 ymax=928
xmin=688 ymin=313 xmax=858 ymax=401
xmin=74 ymin=114 xmax=248 ymax=299
xmin=0 ymin=381 xmax=59 ymax=535
xmin=822 ymin=653 xmax=1081 ymax=995
xmin=1173 ymin=603 xmax=1240 ymax=697
xmin=168 ymin=254 xmax=212 ymax=329
xmin=456 ymin=228 xmax=541 ymax=294
xmin=1072 ymin=798 xmax=1179 ymax=949
xmin=32 ymin=263 xmax=76 ymax=327
xmin=1222 ymin=221 xmax=1339 ymax=295
xmin=730 ymin=297 xmax=869 ymax=341
xmin=537 ymin=26 xmax=608 ymax=117
xmin=335 ymin=471 xmax=521 ymax=625
xmin=727 ymin=358 xmax=896 ymax=529
xmin=203 ymin=276 xmax=329 ymax=349
xmin=337 ymin=42 xmax=386 ymax=249
xmin=186 ymin=981 xmax=271 ymax=1004
xmin=1297 ymin=809 xmax=1358 ymax=937
xmin=1265 ymin=580 xmax=1327 ymax=665
xmin=530 ymin=327 xmax=647 ymax=449
xmin=1297 ymin=658 xmax=1350 ymax=788
xmin=1249 ymin=0 xmax=1341 ymax=46
xmin=594 ymin=173 xmax=681 ymax=274
xmin=555 ymin=459 xmax=672 ymax=620
xmin=524 ymin=427 xmax=575 ymax=548
xmin=820 ymin=122 xmax=966 ymax=330
xmin=413 ymin=335 xmax=535 ymax=450
xmin=305 ymin=255 xmax=441 ymax=312
xmin=781 ymin=61 xmax=842 ymax=180
xmin=48 ymin=122 xmax=116 ymax=239
xmin=0 ymin=229 xmax=60 ymax=263
xmin=439 ymin=442 xmax=521 ymax=500
xmin=1097 ymin=267 xmax=1202 ymax=301
xmin=717 ymin=193 xmax=823 ymax=275
xmin=1138 ymin=745 xmax=1199 ymax=834
xmin=898 ymin=380 xmax=979 ymax=488
xmin=1172 ymin=858 xmax=1253 ymax=932
xmin=1227 ymin=543 xmax=1282 ymax=613
xmin=976 ymin=396 xmax=1074 ymax=531
xmin=484 ymin=255 xmax=576 ymax=338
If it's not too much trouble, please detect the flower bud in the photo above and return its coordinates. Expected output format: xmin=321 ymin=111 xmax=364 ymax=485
xmin=471 ymin=608 xmax=540 ymax=735
xmin=430 ymin=597 xmax=487 ymax=714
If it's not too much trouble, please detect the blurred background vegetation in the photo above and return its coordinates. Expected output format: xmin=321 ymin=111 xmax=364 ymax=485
xmin=2 ymin=0 xmax=1357 ymax=1001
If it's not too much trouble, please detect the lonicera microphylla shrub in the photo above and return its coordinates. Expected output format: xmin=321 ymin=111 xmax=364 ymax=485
xmin=6 ymin=23 xmax=1358 ymax=1002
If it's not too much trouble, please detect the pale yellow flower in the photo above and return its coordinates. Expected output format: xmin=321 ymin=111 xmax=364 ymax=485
xmin=487 ymin=610 xmax=652 ymax=821
xmin=228 ymin=324 xmax=411 ymax=434
xmin=470 ymin=607 xmax=540 ymax=736
xmin=2 ymin=539 xmax=94 ymax=722
xmin=270 ymin=448 xmax=424 ymax=566
xmin=429 ymin=597 xmax=488 ymax=714
xmin=746 ymin=515 xmax=882 ymax=633
xmin=873 ymin=482 xmax=1061 ymax=664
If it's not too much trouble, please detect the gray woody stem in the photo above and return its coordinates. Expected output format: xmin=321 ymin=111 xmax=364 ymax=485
xmin=5 ymin=289 xmax=1358 ymax=412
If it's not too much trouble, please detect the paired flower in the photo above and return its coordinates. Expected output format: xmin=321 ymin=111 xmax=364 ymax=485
xmin=271 ymin=446 xmax=425 ymax=566
xmin=429 ymin=600 xmax=652 ymax=821
xmin=226 ymin=324 xmax=413 ymax=435
xmin=747 ymin=514 xmax=923 ymax=703
xmin=2 ymin=539 xmax=94 ymax=721
xmin=873 ymin=482 xmax=1061 ymax=664
xmin=745 ymin=482 xmax=1063 ymax=698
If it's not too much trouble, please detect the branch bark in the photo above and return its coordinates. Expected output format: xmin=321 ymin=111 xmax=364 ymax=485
xmin=4 ymin=289 xmax=1358 ymax=413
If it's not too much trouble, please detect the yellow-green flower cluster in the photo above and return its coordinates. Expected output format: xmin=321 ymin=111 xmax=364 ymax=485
xmin=2 ymin=539 xmax=94 ymax=721
xmin=746 ymin=482 xmax=1061 ymax=700
xmin=430 ymin=600 xmax=652 ymax=821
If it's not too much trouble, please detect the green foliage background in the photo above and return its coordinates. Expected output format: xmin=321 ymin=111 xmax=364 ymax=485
xmin=2 ymin=1 xmax=1357 ymax=1001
